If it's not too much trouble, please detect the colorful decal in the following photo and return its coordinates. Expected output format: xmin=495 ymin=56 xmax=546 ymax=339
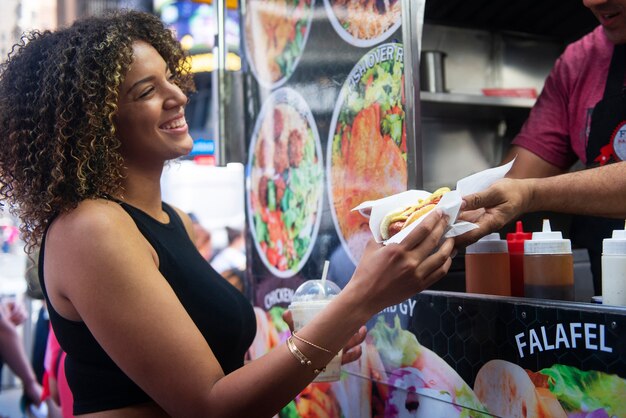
xmin=247 ymin=88 xmax=324 ymax=278
xmin=594 ymin=120 xmax=626 ymax=165
xmin=243 ymin=0 xmax=315 ymax=88
xmin=323 ymin=0 xmax=402 ymax=48
xmin=327 ymin=43 xmax=407 ymax=265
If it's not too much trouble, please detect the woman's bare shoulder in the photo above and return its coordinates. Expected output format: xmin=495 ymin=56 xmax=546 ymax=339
xmin=47 ymin=198 xmax=139 ymax=252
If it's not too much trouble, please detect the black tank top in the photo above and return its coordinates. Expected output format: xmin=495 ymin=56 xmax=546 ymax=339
xmin=38 ymin=201 xmax=256 ymax=414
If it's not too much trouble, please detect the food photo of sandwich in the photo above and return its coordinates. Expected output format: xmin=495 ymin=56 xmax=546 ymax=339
xmin=327 ymin=43 xmax=407 ymax=266
xmin=243 ymin=0 xmax=314 ymax=87
xmin=247 ymin=88 xmax=323 ymax=278
xmin=323 ymin=0 xmax=402 ymax=47
xmin=475 ymin=360 xmax=626 ymax=418
xmin=474 ymin=360 xmax=567 ymax=418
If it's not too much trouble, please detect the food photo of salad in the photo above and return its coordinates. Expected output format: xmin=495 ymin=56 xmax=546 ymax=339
xmin=323 ymin=0 xmax=402 ymax=47
xmin=327 ymin=43 xmax=407 ymax=265
xmin=247 ymin=88 xmax=324 ymax=278
xmin=243 ymin=0 xmax=315 ymax=88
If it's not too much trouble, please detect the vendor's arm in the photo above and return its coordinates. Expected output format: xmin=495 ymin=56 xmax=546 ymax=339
xmin=456 ymin=162 xmax=626 ymax=246
xmin=503 ymin=145 xmax=564 ymax=179
xmin=44 ymin=200 xmax=453 ymax=418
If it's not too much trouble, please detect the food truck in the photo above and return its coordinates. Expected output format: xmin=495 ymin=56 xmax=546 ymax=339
xmin=238 ymin=0 xmax=626 ymax=416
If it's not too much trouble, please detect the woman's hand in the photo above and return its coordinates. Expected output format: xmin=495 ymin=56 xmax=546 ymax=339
xmin=339 ymin=325 xmax=367 ymax=364
xmin=282 ymin=310 xmax=367 ymax=365
xmin=455 ymin=178 xmax=533 ymax=248
xmin=346 ymin=209 xmax=454 ymax=314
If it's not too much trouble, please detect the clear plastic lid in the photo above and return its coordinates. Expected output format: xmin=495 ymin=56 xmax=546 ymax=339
xmin=603 ymin=220 xmax=626 ymax=255
xmin=466 ymin=233 xmax=508 ymax=254
xmin=524 ymin=219 xmax=571 ymax=255
xmin=289 ymin=280 xmax=341 ymax=307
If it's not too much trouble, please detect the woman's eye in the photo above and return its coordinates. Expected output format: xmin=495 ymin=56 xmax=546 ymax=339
xmin=138 ymin=87 xmax=154 ymax=99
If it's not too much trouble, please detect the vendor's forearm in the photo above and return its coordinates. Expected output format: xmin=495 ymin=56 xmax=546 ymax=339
xmin=527 ymin=162 xmax=626 ymax=218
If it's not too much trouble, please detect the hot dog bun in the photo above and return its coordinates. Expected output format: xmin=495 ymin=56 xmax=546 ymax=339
xmin=380 ymin=187 xmax=450 ymax=240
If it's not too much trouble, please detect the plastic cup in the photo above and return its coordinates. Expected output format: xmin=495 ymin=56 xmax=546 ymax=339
xmin=288 ymin=279 xmax=342 ymax=382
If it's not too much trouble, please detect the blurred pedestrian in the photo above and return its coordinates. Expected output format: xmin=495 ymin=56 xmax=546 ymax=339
xmin=188 ymin=212 xmax=213 ymax=262
xmin=0 ymin=299 xmax=42 ymax=412
xmin=211 ymin=226 xmax=245 ymax=273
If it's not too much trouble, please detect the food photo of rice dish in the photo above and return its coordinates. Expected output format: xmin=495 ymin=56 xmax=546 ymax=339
xmin=244 ymin=0 xmax=314 ymax=88
xmin=247 ymin=88 xmax=323 ymax=278
xmin=323 ymin=0 xmax=402 ymax=47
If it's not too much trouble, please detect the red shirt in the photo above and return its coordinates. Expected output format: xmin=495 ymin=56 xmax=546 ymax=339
xmin=513 ymin=25 xmax=616 ymax=169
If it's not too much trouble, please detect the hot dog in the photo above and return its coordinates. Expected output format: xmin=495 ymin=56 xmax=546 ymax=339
xmin=380 ymin=187 xmax=450 ymax=240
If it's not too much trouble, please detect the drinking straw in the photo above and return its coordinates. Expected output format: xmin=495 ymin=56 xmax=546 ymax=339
xmin=320 ymin=260 xmax=330 ymax=296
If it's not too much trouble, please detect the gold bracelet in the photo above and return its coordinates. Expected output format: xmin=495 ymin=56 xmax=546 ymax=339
xmin=286 ymin=336 xmax=326 ymax=375
xmin=292 ymin=331 xmax=334 ymax=354
xmin=287 ymin=336 xmax=311 ymax=366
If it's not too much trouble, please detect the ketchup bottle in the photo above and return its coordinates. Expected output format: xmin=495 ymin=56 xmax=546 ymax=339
xmin=506 ymin=221 xmax=532 ymax=297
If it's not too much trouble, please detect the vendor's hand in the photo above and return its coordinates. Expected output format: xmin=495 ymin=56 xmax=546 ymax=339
xmin=282 ymin=311 xmax=367 ymax=365
xmin=348 ymin=209 xmax=454 ymax=314
xmin=455 ymin=178 xmax=532 ymax=248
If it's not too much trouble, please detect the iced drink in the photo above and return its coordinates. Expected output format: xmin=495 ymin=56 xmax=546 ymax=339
xmin=289 ymin=279 xmax=342 ymax=382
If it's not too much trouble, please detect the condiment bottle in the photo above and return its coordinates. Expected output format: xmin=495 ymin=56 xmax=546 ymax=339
xmin=465 ymin=233 xmax=511 ymax=296
xmin=523 ymin=219 xmax=574 ymax=301
xmin=601 ymin=221 xmax=626 ymax=306
xmin=506 ymin=221 xmax=532 ymax=297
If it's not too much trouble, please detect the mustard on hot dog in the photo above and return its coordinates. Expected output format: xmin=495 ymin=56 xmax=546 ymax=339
xmin=379 ymin=187 xmax=450 ymax=240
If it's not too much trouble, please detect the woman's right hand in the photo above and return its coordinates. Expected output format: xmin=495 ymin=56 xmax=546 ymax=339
xmin=347 ymin=209 xmax=454 ymax=314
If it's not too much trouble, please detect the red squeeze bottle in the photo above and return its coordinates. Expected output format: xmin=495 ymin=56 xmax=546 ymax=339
xmin=506 ymin=221 xmax=532 ymax=297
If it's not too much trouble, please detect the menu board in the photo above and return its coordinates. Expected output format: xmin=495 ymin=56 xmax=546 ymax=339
xmin=242 ymin=0 xmax=416 ymax=285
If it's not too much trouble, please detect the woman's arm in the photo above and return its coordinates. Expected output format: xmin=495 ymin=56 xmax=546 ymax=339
xmin=44 ymin=200 xmax=452 ymax=418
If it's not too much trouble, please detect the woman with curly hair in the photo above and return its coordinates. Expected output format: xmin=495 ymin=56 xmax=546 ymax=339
xmin=0 ymin=10 xmax=454 ymax=417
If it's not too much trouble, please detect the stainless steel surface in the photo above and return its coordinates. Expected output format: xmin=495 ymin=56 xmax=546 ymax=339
xmin=418 ymin=23 xmax=564 ymax=190
xmin=421 ymin=117 xmax=503 ymax=192
xmin=215 ymin=0 xmax=227 ymax=166
xmin=421 ymin=24 xmax=562 ymax=95
xmin=420 ymin=50 xmax=447 ymax=93
xmin=421 ymin=91 xmax=535 ymax=108
xmin=402 ymin=0 xmax=426 ymax=189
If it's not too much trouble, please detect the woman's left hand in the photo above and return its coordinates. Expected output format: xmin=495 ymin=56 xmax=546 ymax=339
xmin=282 ymin=310 xmax=367 ymax=365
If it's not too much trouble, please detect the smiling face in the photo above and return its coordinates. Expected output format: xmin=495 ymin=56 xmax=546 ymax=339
xmin=584 ymin=0 xmax=626 ymax=43
xmin=114 ymin=40 xmax=193 ymax=168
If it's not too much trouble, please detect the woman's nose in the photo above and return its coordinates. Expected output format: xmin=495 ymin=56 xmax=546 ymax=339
xmin=164 ymin=83 xmax=188 ymax=109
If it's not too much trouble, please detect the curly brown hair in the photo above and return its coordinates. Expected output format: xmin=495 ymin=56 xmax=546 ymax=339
xmin=0 ymin=10 xmax=195 ymax=250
